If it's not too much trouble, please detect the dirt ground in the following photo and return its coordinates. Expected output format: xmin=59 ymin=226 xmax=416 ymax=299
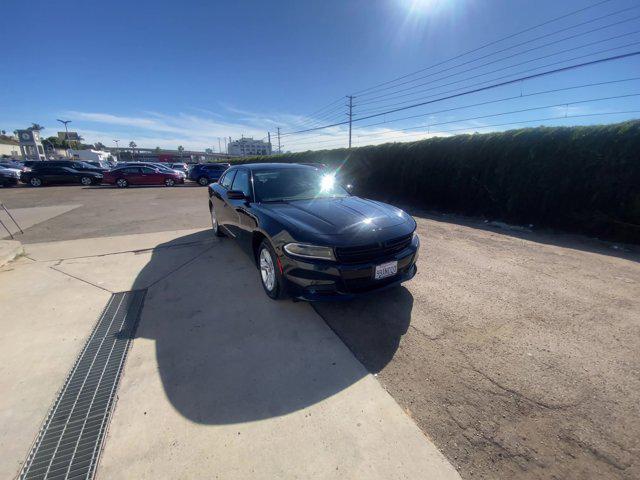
xmin=316 ymin=214 xmax=639 ymax=480
xmin=2 ymin=185 xmax=638 ymax=479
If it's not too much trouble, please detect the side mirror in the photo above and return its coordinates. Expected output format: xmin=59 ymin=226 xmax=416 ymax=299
xmin=227 ymin=190 xmax=247 ymax=200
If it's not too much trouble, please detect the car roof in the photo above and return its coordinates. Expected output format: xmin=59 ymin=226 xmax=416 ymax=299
xmin=232 ymin=163 xmax=315 ymax=172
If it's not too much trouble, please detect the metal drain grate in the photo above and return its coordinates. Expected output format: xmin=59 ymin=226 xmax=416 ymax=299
xmin=19 ymin=290 xmax=146 ymax=480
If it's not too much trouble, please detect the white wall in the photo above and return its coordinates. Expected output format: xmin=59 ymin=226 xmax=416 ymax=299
xmin=0 ymin=143 xmax=21 ymax=158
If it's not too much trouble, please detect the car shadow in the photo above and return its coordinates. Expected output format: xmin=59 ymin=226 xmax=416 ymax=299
xmin=130 ymin=230 xmax=413 ymax=425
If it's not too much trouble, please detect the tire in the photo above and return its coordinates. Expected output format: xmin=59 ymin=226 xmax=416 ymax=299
xmin=258 ymin=240 xmax=286 ymax=300
xmin=29 ymin=177 xmax=43 ymax=187
xmin=210 ymin=203 xmax=225 ymax=237
xmin=80 ymin=176 xmax=92 ymax=186
xmin=198 ymin=176 xmax=209 ymax=186
xmin=116 ymin=178 xmax=129 ymax=188
xmin=165 ymin=178 xmax=176 ymax=187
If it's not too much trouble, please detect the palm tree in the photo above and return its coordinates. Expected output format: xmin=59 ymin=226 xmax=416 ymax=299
xmin=28 ymin=123 xmax=44 ymax=131
xmin=177 ymin=145 xmax=185 ymax=159
xmin=129 ymin=141 xmax=137 ymax=159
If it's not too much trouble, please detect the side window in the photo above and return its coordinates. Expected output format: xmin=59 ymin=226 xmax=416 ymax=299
xmin=123 ymin=167 xmax=140 ymax=174
xmin=220 ymin=170 xmax=236 ymax=189
xmin=231 ymin=169 xmax=251 ymax=197
xmin=141 ymin=167 xmax=157 ymax=174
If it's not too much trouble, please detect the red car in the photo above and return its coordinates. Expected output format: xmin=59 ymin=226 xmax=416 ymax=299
xmin=103 ymin=166 xmax=184 ymax=188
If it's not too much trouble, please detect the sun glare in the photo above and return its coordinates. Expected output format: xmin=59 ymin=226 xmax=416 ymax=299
xmin=320 ymin=174 xmax=336 ymax=192
xmin=399 ymin=0 xmax=453 ymax=16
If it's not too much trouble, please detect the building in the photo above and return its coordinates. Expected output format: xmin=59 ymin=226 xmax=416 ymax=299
xmin=58 ymin=131 xmax=81 ymax=142
xmin=0 ymin=135 xmax=21 ymax=158
xmin=228 ymin=137 xmax=272 ymax=157
xmin=17 ymin=129 xmax=46 ymax=160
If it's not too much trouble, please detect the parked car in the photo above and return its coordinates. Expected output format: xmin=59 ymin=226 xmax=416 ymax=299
xmin=189 ymin=163 xmax=230 ymax=186
xmin=0 ymin=168 xmax=20 ymax=187
xmin=21 ymin=167 xmax=103 ymax=187
xmin=84 ymin=160 xmax=112 ymax=169
xmin=102 ymin=165 xmax=184 ymax=187
xmin=0 ymin=163 xmax=24 ymax=176
xmin=169 ymin=162 xmax=188 ymax=175
xmin=118 ymin=162 xmax=186 ymax=178
xmin=0 ymin=161 xmax=28 ymax=172
xmin=208 ymin=163 xmax=419 ymax=300
xmin=31 ymin=160 xmax=107 ymax=174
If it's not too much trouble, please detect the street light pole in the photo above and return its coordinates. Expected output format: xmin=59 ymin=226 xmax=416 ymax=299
xmin=57 ymin=119 xmax=72 ymax=158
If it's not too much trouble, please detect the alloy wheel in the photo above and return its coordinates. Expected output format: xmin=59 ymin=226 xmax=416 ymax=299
xmin=259 ymin=248 xmax=276 ymax=291
xmin=211 ymin=206 xmax=218 ymax=230
xmin=30 ymin=178 xmax=42 ymax=187
xmin=81 ymin=176 xmax=92 ymax=186
xmin=165 ymin=178 xmax=175 ymax=187
xmin=198 ymin=177 xmax=209 ymax=186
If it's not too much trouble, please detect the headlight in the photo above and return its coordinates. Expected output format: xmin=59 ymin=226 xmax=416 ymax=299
xmin=284 ymin=243 xmax=335 ymax=261
xmin=412 ymin=231 xmax=420 ymax=246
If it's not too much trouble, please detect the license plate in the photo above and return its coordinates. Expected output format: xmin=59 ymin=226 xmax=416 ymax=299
xmin=374 ymin=260 xmax=398 ymax=280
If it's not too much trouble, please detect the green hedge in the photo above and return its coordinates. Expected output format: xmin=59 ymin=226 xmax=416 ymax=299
xmin=231 ymin=120 xmax=640 ymax=243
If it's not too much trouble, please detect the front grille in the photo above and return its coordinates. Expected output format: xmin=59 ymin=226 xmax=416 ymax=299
xmin=335 ymin=234 xmax=412 ymax=264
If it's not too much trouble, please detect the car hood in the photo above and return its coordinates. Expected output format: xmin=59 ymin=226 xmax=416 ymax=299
xmin=258 ymin=196 xmax=415 ymax=241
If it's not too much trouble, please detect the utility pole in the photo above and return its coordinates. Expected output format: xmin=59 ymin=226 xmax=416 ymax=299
xmin=347 ymin=95 xmax=354 ymax=149
xmin=218 ymin=137 xmax=222 ymax=153
xmin=267 ymin=132 xmax=271 ymax=154
xmin=113 ymin=139 xmax=120 ymax=158
xmin=277 ymin=127 xmax=281 ymax=154
xmin=57 ymin=119 xmax=72 ymax=157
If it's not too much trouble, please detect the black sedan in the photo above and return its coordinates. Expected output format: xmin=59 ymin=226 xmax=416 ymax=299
xmin=0 ymin=169 xmax=19 ymax=187
xmin=208 ymin=163 xmax=419 ymax=300
xmin=21 ymin=166 xmax=103 ymax=187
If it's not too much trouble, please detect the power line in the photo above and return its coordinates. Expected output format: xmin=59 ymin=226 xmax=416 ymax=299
xmin=281 ymin=78 xmax=640 ymax=147
xmin=357 ymin=5 xmax=640 ymax=101
xmin=284 ymin=94 xmax=639 ymax=148
xmin=279 ymin=50 xmax=640 ymax=137
xmin=357 ymin=17 xmax=640 ymax=108
xmin=351 ymin=0 xmax=617 ymax=96
xmin=289 ymin=110 xmax=640 ymax=151
xmin=356 ymin=77 xmax=640 ymax=129
xmin=353 ymin=41 xmax=640 ymax=116
xmin=359 ymin=93 xmax=640 ymax=138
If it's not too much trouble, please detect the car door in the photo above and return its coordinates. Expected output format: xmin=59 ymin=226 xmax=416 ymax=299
xmin=137 ymin=166 xmax=158 ymax=185
xmin=213 ymin=169 xmax=237 ymax=233
xmin=60 ymin=167 xmax=81 ymax=183
xmin=120 ymin=166 xmax=144 ymax=184
xmin=32 ymin=167 xmax=56 ymax=183
xmin=227 ymin=168 xmax=254 ymax=249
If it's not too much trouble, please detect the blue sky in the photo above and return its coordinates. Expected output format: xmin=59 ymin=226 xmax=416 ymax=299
xmin=1 ymin=0 xmax=639 ymax=152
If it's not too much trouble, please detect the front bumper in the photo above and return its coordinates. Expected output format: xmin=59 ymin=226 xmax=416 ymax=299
xmin=280 ymin=240 xmax=419 ymax=301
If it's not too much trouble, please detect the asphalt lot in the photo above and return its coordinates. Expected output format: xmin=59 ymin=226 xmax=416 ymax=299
xmin=1 ymin=184 xmax=638 ymax=479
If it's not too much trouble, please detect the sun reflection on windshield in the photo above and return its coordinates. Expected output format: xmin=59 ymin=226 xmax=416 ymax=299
xmin=320 ymin=173 xmax=336 ymax=192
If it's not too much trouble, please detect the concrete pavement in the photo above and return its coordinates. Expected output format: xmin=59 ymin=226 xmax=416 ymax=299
xmin=0 ymin=227 xmax=460 ymax=479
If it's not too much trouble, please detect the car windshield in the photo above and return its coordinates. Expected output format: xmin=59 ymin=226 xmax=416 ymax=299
xmin=253 ymin=167 xmax=349 ymax=202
